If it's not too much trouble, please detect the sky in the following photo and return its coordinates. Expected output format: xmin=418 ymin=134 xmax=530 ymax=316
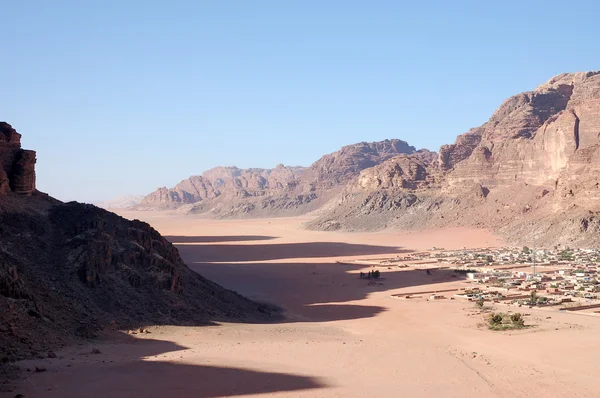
xmin=3 ymin=0 xmax=599 ymax=202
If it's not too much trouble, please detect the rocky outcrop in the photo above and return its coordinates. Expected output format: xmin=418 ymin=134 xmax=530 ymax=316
xmin=438 ymin=128 xmax=483 ymax=171
xmin=299 ymin=139 xmax=416 ymax=189
xmin=356 ymin=150 xmax=439 ymax=191
xmin=1 ymin=201 xmax=278 ymax=361
xmin=444 ymin=72 xmax=600 ymax=192
xmin=310 ymin=71 xmax=600 ymax=247
xmin=0 ymin=122 xmax=36 ymax=195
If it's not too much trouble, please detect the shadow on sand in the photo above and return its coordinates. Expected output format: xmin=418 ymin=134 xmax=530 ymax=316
xmin=189 ymin=260 xmax=463 ymax=323
xmin=17 ymin=337 xmax=325 ymax=398
xmin=166 ymin=235 xmax=277 ymax=243
xmin=10 ymin=236 xmax=457 ymax=396
xmin=175 ymin=241 xmax=410 ymax=262
xmin=169 ymin=237 xmax=465 ymax=324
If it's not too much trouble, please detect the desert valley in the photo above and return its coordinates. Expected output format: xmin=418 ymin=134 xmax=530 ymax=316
xmin=2 ymin=70 xmax=600 ymax=397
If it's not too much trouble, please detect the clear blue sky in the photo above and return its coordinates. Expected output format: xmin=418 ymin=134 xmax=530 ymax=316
xmin=3 ymin=1 xmax=599 ymax=202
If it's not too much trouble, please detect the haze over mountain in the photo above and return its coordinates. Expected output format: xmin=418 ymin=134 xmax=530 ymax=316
xmin=137 ymin=72 xmax=600 ymax=246
xmin=94 ymin=195 xmax=144 ymax=210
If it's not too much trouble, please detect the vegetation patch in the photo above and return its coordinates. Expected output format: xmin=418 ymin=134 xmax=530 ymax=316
xmin=487 ymin=312 xmax=527 ymax=331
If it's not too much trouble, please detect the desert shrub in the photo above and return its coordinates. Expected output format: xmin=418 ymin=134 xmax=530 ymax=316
xmin=476 ymin=298 xmax=485 ymax=308
xmin=488 ymin=312 xmax=526 ymax=330
xmin=530 ymin=290 xmax=537 ymax=305
xmin=510 ymin=313 xmax=524 ymax=326
xmin=490 ymin=313 xmax=503 ymax=325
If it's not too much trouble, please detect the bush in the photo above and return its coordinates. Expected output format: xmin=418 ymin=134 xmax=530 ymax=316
xmin=530 ymin=290 xmax=538 ymax=305
xmin=490 ymin=313 xmax=503 ymax=325
xmin=488 ymin=312 xmax=526 ymax=330
xmin=510 ymin=313 xmax=524 ymax=326
xmin=476 ymin=298 xmax=485 ymax=308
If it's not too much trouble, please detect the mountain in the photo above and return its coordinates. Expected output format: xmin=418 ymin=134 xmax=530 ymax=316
xmin=309 ymin=71 xmax=600 ymax=247
xmin=94 ymin=195 xmax=144 ymax=209
xmin=0 ymin=123 xmax=278 ymax=361
xmin=138 ymin=139 xmax=416 ymax=217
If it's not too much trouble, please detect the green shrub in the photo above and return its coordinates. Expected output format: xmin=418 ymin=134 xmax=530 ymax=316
xmin=490 ymin=313 xmax=503 ymax=325
xmin=510 ymin=313 xmax=524 ymax=326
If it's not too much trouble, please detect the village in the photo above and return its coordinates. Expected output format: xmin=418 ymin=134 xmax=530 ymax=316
xmin=350 ymin=246 xmax=600 ymax=315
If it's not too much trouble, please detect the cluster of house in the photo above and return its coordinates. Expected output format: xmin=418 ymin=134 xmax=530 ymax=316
xmin=429 ymin=247 xmax=600 ymax=268
xmin=397 ymin=247 xmax=600 ymax=307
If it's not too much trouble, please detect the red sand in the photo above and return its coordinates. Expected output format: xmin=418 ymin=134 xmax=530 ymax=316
xmin=6 ymin=214 xmax=600 ymax=398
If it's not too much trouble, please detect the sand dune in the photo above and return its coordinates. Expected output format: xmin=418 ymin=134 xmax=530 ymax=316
xmin=6 ymin=214 xmax=600 ymax=398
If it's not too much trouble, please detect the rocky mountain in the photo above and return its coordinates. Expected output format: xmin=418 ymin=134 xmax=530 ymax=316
xmin=310 ymin=71 xmax=600 ymax=247
xmin=138 ymin=139 xmax=416 ymax=217
xmin=0 ymin=123 xmax=278 ymax=362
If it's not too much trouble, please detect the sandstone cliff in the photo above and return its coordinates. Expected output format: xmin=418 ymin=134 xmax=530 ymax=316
xmin=0 ymin=122 xmax=36 ymax=195
xmin=310 ymin=72 xmax=600 ymax=247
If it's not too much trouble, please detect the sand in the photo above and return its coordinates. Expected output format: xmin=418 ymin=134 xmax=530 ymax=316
xmin=5 ymin=213 xmax=600 ymax=398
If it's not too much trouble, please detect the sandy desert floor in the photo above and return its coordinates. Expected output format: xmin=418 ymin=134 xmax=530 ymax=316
xmin=5 ymin=214 xmax=600 ymax=398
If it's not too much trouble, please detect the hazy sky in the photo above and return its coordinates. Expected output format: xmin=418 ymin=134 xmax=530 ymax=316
xmin=3 ymin=1 xmax=599 ymax=202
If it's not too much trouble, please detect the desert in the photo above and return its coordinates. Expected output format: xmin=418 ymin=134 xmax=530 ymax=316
xmin=4 ymin=3 xmax=600 ymax=397
xmin=4 ymin=213 xmax=600 ymax=398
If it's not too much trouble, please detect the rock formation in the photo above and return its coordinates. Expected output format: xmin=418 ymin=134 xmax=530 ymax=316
xmin=309 ymin=71 xmax=600 ymax=247
xmin=0 ymin=122 xmax=36 ymax=195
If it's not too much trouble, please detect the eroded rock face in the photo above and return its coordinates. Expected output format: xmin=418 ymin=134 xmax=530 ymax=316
xmin=0 ymin=122 xmax=36 ymax=195
xmin=300 ymin=139 xmax=416 ymax=189
xmin=357 ymin=150 xmax=438 ymax=191
xmin=444 ymin=71 xmax=600 ymax=193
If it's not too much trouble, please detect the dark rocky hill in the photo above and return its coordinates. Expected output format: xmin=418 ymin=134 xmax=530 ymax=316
xmin=0 ymin=123 xmax=278 ymax=362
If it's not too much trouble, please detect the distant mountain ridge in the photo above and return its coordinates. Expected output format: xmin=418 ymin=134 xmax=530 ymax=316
xmin=136 ymin=139 xmax=417 ymax=217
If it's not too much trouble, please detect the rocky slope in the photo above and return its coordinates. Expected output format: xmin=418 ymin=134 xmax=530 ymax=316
xmin=310 ymin=72 xmax=600 ymax=247
xmin=0 ymin=124 xmax=278 ymax=362
xmin=138 ymin=139 xmax=416 ymax=217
